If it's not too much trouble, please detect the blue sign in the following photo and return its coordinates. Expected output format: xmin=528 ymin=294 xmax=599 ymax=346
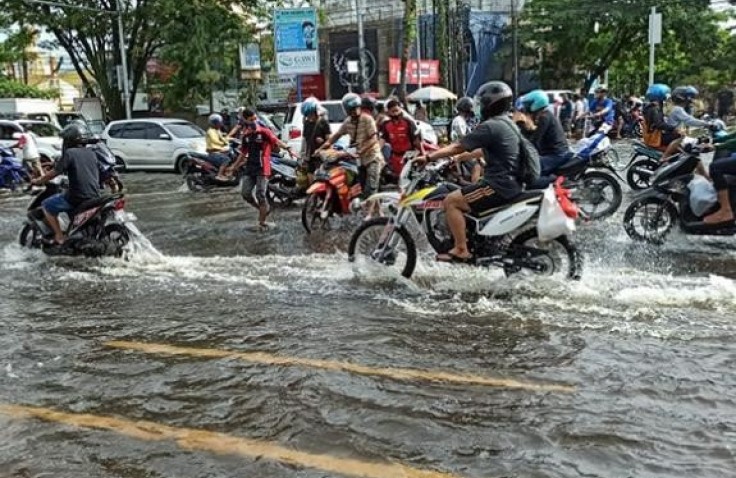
xmin=274 ymin=8 xmax=319 ymax=75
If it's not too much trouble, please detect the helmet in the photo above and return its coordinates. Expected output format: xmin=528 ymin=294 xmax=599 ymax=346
xmin=673 ymin=86 xmax=699 ymax=103
xmin=645 ymin=84 xmax=671 ymax=102
xmin=301 ymin=98 xmax=319 ymax=117
xmin=475 ymin=81 xmax=513 ymax=120
xmin=208 ymin=113 xmax=223 ymax=126
xmin=595 ymin=84 xmax=609 ymax=93
xmin=456 ymin=97 xmax=475 ymax=114
xmin=60 ymin=122 xmax=90 ymax=146
xmin=360 ymin=96 xmax=376 ymax=111
xmin=341 ymin=93 xmax=361 ymax=114
xmin=685 ymin=86 xmax=699 ymax=98
xmin=520 ymin=89 xmax=550 ymax=113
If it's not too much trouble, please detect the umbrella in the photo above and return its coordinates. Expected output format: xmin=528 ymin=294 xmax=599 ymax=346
xmin=407 ymin=86 xmax=457 ymax=102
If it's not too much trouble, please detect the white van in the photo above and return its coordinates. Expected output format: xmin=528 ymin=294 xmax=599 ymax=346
xmin=0 ymin=98 xmax=89 ymax=131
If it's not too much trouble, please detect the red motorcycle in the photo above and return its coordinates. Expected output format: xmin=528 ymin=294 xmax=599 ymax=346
xmin=301 ymin=149 xmax=362 ymax=234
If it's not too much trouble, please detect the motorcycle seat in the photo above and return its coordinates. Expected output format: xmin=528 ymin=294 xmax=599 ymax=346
xmin=633 ymin=141 xmax=664 ymax=158
xmin=188 ymin=152 xmax=211 ymax=161
xmin=275 ymin=156 xmax=299 ymax=169
xmin=556 ymin=156 xmax=588 ymax=176
xmin=514 ymin=189 xmax=546 ymax=202
xmin=72 ymin=194 xmax=122 ymax=215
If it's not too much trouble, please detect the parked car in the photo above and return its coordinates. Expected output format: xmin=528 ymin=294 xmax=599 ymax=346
xmin=0 ymin=119 xmax=62 ymax=162
xmin=102 ymin=118 xmax=206 ymax=173
xmin=281 ymin=100 xmax=438 ymax=153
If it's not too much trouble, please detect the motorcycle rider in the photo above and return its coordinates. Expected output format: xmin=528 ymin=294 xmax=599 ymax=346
xmin=301 ymin=98 xmax=331 ymax=184
xmin=705 ymin=134 xmax=736 ymax=224
xmin=642 ymin=84 xmax=680 ymax=152
xmin=205 ymin=113 xmax=233 ymax=181
xmin=317 ymin=93 xmax=385 ymax=198
xmin=588 ymin=85 xmax=615 ymax=134
xmin=450 ymin=97 xmax=476 ymax=142
xmin=380 ymin=98 xmax=425 ymax=178
xmin=417 ymin=81 xmax=521 ymax=263
xmin=657 ymin=86 xmax=712 ymax=160
xmin=31 ymin=123 xmax=101 ymax=246
xmin=515 ymin=89 xmax=570 ymax=177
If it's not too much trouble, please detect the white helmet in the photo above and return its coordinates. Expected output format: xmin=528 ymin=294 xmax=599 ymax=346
xmin=208 ymin=113 xmax=223 ymax=125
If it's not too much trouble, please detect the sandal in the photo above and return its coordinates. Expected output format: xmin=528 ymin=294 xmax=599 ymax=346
xmin=435 ymin=252 xmax=474 ymax=264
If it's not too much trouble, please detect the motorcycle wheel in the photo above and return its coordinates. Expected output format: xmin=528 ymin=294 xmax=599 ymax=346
xmin=504 ymin=229 xmax=582 ymax=280
xmin=626 ymin=157 xmax=659 ymax=190
xmin=623 ymin=197 xmax=677 ymax=245
xmin=19 ymin=224 xmax=42 ymax=249
xmin=576 ymin=171 xmax=622 ymax=220
xmin=632 ymin=121 xmax=643 ymax=139
xmin=267 ymin=177 xmax=294 ymax=208
xmin=102 ymin=223 xmax=131 ymax=257
xmin=423 ymin=209 xmax=453 ymax=253
xmin=348 ymin=217 xmax=417 ymax=279
xmin=301 ymin=193 xmax=331 ymax=234
xmin=186 ymin=174 xmax=206 ymax=192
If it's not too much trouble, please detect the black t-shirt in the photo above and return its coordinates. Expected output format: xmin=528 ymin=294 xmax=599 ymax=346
xmin=521 ymin=110 xmax=569 ymax=157
xmin=460 ymin=116 xmax=521 ymax=198
xmin=55 ymin=147 xmax=101 ymax=206
xmin=302 ymin=117 xmax=331 ymax=160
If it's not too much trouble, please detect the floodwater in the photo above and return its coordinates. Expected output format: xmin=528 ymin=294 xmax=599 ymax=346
xmin=0 ymin=154 xmax=734 ymax=477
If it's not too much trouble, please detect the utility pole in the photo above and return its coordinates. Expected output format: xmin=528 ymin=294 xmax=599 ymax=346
xmin=648 ymin=6 xmax=662 ymax=86
xmin=416 ymin=2 xmax=422 ymax=89
xmin=116 ymin=0 xmax=132 ymax=119
xmin=356 ymin=0 xmax=368 ymax=93
xmin=511 ymin=0 xmax=519 ymax=95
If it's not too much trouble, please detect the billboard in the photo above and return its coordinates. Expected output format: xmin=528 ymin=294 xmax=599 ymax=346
xmin=388 ymin=58 xmax=440 ymax=85
xmin=274 ymin=8 xmax=319 ymax=75
xmin=328 ymin=29 xmax=378 ymax=98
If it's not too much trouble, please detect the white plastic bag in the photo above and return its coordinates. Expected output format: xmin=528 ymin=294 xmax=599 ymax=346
xmin=537 ymin=186 xmax=576 ymax=241
xmin=688 ymin=176 xmax=717 ymax=217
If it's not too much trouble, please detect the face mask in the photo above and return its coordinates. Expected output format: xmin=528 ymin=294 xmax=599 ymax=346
xmin=243 ymin=120 xmax=257 ymax=131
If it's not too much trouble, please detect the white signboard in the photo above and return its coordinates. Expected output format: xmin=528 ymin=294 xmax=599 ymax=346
xmin=274 ymin=8 xmax=319 ymax=75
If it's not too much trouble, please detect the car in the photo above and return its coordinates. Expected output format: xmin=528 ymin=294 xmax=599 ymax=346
xmin=282 ymin=100 xmax=438 ymax=153
xmin=0 ymin=119 xmax=62 ymax=162
xmin=102 ymin=118 xmax=207 ymax=173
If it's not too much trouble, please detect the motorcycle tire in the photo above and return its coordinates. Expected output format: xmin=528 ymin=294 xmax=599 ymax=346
xmin=626 ymin=157 xmax=660 ymax=191
xmin=19 ymin=223 xmax=42 ymax=249
xmin=267 ymin=177 xmax=294 ymax=208
xmin=576 ymin=171 xmax=623 ymax=220
xmin=186 ymin=174 xmax=208 ymax=192
xmin=504 ymin=228 xmax=583 ymax=280
xmin=623 ymin=197 xmax=677 ymax=245
xmin=101 ymin=223 xmax=131 ymax=257
xmin=302 ymin=193 xmax=328 ymax=234
xmin=347 ymin=216 xmax=417 ymax=279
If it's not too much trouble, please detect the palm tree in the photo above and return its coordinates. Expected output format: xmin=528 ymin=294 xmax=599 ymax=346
xmin=399 ymin=0 xmax=417 ymax=105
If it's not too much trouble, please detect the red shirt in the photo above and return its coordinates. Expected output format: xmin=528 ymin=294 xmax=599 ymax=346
xmin=380 ymin=117 xmax=417 ymax=155
xmin=241 ymin=125 xmax=278 ymax=176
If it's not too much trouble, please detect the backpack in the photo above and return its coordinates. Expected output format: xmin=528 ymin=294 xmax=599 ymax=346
xmin=495 ymin=116 xmax=540 ymax=188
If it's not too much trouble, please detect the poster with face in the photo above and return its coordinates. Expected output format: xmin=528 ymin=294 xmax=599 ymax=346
xmin=274 ymin=8 xmax=320 ymax=75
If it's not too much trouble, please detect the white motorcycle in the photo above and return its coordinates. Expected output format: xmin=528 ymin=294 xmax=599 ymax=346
xmin=348 ymin=159 xmax=583 ymax=280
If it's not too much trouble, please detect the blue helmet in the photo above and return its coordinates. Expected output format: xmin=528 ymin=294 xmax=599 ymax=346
xmin=520 ymin=89 xmax=550 ymax=113
xmin=301 ymin=98 xmax=319 ymax=117
xmin=341 ymin=93 xmax=361 ymax=114
xmin=645 ymin=84 xmax=671 ymax=102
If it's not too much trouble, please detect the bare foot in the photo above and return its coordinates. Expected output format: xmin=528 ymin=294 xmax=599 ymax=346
xmin=703 ymin=210 xmax=734 ymax=225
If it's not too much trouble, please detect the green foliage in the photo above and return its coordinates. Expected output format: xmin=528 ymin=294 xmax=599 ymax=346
xmin=399 ymin=0 xmax=417 ymax=103
xmin=0 ymin=78 xmax=59 ymax=99
xmin=519 ymin=0 xmax=726 ymax=93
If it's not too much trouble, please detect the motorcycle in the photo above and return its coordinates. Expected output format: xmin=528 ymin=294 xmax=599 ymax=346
xmin=348 ymin=159 xmax=583 ymax=280
xmin=19 ymin=177 xmax=136 ymax=257
xmin=182 ymin=139 xmax=245 ymax=192
xmin=623 ymin=142 xmax=736 ymax=245
xmin=268 ymin=154 xmax=305 ymax=206
xmin=0 ymin=146 xmax=29 ymax=192
xmin=538 ymin=132 xmax=624 ymax=220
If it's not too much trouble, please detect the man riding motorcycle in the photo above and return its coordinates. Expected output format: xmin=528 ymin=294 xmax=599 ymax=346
xmin=659 ymin=86 xmax=712 ymax=161
xmin=417 ymin=81 xmax=521 ymax=263
xmin=31 ymin=123 xmax=101 ymax=246
xmin=514 ymin=89 xmax=570 ymax=178
xmin=205 ymin=113 xmax=233 ymax=181
xmin=450 ymin=97 xmax=477 ymax=142
xmin=317 ymin=93 xmax=385 ymax=198
xmin=300 ymin=98 xmax=331 ymax=184
xmin=588 ymin=85 xmax=615 ymax=134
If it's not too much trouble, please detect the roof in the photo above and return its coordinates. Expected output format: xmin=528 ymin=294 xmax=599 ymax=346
xmin=107 ymin=118 xmax=193 ymax=125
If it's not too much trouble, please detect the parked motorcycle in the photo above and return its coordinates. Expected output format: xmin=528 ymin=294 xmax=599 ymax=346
xmin=348 ymin=159 xmax=583 ymax=280
xmin=0 ymin=146 xmax=29 ymax=192
xmin=19 ymin=177 xmax=135 ymax=257
xmin=268 ymin=154 xmax=305 ymax=206
xmin=623 ymin=143 xmax=736 ymax=245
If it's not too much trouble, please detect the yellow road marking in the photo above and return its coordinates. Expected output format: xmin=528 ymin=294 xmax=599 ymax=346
xmin=105 ymin=340 xmax=575 ymax=393
xmin=0 ymin=403 xmax=458 ymax=478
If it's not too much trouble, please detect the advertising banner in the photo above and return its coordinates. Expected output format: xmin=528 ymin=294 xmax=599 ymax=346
xmin=388 ymin=58 xmax=440 ymax=85
xmin=274 ymin=8 xmax=319 ymax=75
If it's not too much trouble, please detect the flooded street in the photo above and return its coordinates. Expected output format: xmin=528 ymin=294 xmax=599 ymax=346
xmin=1 ymin=165 xmax=735 ymax=477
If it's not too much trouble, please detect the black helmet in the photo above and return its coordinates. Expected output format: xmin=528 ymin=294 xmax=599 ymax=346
xmin=456 ymin=96 xmax=475 ymax=114
xmin=672 ymin=86 xmax=694 ymax=104
xmin=360 ymin=96 xmax=376 ymax=112
xmin=475 ymin=81 xmax=513 ymax=120
xmin=60 ymin=122 xmax=90 ymax=146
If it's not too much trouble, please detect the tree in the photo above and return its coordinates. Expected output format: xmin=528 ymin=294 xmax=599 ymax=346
xmin=399 ymin=0 xmax=417 ymax=104
xmin=0 ymin=77 xmax=58 ymax=98
xmin=0 ymin=0 xmax=261 ymax=119
xmin=518 ymin=0 xmax=720 ymax=91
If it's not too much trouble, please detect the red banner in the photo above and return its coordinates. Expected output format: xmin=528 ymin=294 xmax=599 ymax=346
xmin=388 ymin=58 xmax=440 ymax=85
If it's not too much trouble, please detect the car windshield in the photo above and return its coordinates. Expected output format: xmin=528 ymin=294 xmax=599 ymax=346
xmin=322 ymin=103 xmax=346 ymax=123
xmin=21 ymin=122 xmax=60 ymax=137
xmin=56 ymin=113 xmax=86 ymax=128
xmin=165 ymin=122 xmax=203 ymax=138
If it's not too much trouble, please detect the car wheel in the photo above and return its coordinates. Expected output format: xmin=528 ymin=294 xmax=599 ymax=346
xmin=175 ymin=156 xmax=189 ymax=175
xmin=114 ymin=156 xmax=127 ymax=172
